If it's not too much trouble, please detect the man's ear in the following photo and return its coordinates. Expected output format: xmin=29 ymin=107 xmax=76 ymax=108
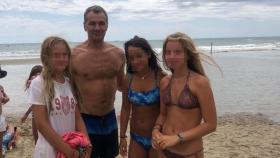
xmin=83 ymin=23 xmax=87 ymax=31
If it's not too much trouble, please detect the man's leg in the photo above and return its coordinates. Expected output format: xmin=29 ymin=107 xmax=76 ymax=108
xmin=101 ymin=129 xmax=119 ymax=158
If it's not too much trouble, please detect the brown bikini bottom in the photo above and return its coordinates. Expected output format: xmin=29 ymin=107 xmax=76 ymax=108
xmin=162 ymin=148 xmax=203 ymax=158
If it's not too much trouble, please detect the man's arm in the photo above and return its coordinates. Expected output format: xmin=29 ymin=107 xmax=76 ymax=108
xmin=117 ymin=50 xmax=125 ymax=92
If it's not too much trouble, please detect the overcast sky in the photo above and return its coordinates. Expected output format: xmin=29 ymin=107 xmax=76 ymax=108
xmin=0 ymin=0 xmax=280 ymax=43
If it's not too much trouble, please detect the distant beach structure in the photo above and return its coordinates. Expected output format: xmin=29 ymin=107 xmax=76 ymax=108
xmin=210 ymin=42 xmax=213 ymax=55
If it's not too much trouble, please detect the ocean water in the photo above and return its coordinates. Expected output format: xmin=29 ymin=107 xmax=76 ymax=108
xmin=0 ymin=37 xmax=280 ymax=122
xmin=1 ymin=36 xmax=280 ymax=60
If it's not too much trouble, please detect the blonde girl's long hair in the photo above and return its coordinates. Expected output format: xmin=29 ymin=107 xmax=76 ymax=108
xmin=40 ymin=36 xmax=75 ymax=113
xmin=162 ymin=32 xmax=220 ymax=77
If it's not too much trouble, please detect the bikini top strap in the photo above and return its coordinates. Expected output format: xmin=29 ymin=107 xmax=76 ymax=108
xmin=168 ymin=74 xmax=173 ymax=87
xmin=128 ymin=73 xmax=133 ymax=89
xmin=187 ymin=71 xmax=191 ymax=80
xmin=186 ymin=71 xmax=191 ymax=87
xmin=154 ymin=70 xmax=160 ymax=87
xmin=166 ymin=75 xmax=174 ymax=104
xmin=166 ymin=75 xmax=173 ymax=94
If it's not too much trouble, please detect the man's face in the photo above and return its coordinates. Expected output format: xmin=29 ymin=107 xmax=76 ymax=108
xmin=84 ymin=11 xmax=108 ymax=41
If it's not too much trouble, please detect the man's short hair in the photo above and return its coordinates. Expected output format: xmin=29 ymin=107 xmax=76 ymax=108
xmin=84 ymin=5 xmax=108 ymax=24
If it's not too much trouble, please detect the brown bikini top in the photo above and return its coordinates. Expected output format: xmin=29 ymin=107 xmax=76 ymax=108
xmin=162 ymin=72 xmax=200 ymax=109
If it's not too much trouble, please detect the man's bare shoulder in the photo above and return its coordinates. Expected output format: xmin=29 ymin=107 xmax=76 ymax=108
xmin=104 ymin=43 xmax=124 ymax=62
xmin=104 ymin=43 xmax=123 ymax=54
xmin=72 ymin=42 xmax=88 ymax=56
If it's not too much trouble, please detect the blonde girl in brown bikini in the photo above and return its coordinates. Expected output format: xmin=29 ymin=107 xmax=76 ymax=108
xmin=152 ymin=32 xmax=217 ymax=158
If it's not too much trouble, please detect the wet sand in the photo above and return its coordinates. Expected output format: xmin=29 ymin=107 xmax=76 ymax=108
xmin=0 ymin=58 xmax=40 ymax=65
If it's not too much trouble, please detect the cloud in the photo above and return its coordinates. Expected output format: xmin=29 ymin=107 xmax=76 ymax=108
xmin=0 ymin=0 xmax=280 ymax=22
xmin=0 ymin=15 xmax=82 ymax=43
xmin=0 ymin=0 xmax=279 ymax=43
xmin=0 ymin=0 xmax=84 ymax=15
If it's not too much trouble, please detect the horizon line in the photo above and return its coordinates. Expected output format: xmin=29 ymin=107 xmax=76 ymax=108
xmin=1 ymin=35 xmax=280 ymax=45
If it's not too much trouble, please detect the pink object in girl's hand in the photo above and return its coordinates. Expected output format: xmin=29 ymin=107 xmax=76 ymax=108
xmin=56 ymin=131 xmax=91 ymax=158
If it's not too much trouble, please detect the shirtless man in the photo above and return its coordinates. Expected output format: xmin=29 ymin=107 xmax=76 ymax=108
xmin=71 ymin=5 xmax=125 ymax=158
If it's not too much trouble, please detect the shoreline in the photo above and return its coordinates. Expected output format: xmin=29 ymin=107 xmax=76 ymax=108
xmin=3 ymin=112 xmax=280 ymax=158
xmin=0 ymin=58 xmax=40 ymax=65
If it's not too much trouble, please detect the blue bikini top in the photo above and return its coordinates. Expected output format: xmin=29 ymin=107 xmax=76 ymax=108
xmin=128 ymin=73 xmax=160 ymax=107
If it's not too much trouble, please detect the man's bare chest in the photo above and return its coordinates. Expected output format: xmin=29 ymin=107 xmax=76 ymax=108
xmin=73 ymin=53 xmax=121 ymax=79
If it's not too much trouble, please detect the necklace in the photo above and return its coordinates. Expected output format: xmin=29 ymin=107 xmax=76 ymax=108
xmin=137 ymin=69 xmax=151 ymax=80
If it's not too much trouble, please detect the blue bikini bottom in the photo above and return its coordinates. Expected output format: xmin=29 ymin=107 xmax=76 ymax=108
xmin=130 ymin=132 xmax=152 ymax=151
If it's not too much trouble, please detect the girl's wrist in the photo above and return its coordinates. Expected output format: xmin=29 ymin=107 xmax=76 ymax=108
xmin=153 ymin=124 xmax=162 ymax=132
xmin=88 ymin=144 xmax=92 ymax=148
xmin=176 ymin=133 xmax=185 ymax=144
xmin=120 ymin=135 xmax=127 ymax=139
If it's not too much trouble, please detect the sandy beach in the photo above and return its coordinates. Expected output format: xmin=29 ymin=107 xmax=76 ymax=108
xmin=1 ymin=41 xmax=279 ymax=158
xmin=3 ymin=113 xmax=280 ymax=158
